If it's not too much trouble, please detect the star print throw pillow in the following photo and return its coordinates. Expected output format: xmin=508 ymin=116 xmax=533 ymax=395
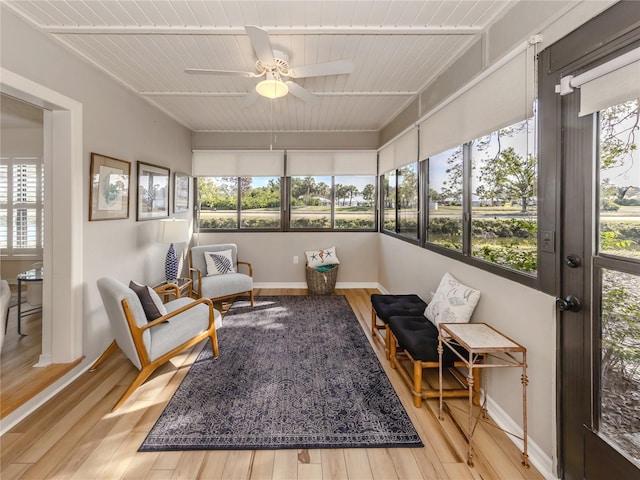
xmin=305 ymin=246 xmax=340 ymax=268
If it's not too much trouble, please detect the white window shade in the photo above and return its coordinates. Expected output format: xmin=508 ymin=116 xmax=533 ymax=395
xmin=378 ymin=126 xmax=418 ymax=173
xmin=419 ymin=47 xmax=535 ymax=160
xmin=192 ymin=150 xmax=284 ymax=177
xmin=578 ymin=55 xmax=640 ymax=117
xmin=287 ymin=150 xmax=377 ymax=176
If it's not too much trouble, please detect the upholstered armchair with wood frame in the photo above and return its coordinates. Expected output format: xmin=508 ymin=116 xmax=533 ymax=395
xmin=189 ymin=244 xmax=254 ymax=306
xmin=91 ymin=277 xmax=221 ymax=411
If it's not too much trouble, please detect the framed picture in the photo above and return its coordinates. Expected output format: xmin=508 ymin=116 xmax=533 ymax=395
xmin=89 ymin=153 xmax=131 ymax=221
xmin=174 ymin=172 xmax=191 ymax=213
xmin=137 ymin=161 xmax=170 ymax=221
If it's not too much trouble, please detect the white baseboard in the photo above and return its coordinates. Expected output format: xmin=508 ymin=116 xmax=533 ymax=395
xmin=252 ymin=282 xmax=381 ymax=289
xmin=485 ymin=395 xmax=558 ymax=480
xmin=33 ymin=353 xmax=52 ymax=367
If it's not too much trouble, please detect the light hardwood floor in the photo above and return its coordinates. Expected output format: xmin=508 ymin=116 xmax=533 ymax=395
xmin=0 ymin=303 xmax=81 ymax=419
xmin=0 ymin=288 xmax=544 ymax=479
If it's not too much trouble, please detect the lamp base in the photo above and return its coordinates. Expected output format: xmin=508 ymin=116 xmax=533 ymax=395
xmin=165 ymin=243 xmax=178 ymax=282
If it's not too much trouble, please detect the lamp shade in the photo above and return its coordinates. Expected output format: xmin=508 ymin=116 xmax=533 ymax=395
xmin=256 ymin=78 xmax=288 ymax=99
xmin=157 ymin=218 xmax=187 ymax=244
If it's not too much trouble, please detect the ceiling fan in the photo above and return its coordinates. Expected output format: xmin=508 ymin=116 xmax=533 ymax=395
xmin=185 ymin=26 xmax=354 ymax=107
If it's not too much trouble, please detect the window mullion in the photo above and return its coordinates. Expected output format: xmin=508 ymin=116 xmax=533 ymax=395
xmin=462 ymin=142 xmax=473 ymax=256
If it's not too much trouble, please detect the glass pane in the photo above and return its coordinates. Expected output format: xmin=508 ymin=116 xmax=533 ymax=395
xmin=0 ymin=163 xmax=8 ymax=204
xmin=428 ymin=146 xmax=463 ymax=251
xmin=240 ymin=176 xmax=281 ymax=229
xmin=471 ymin=117 xmax=538 ymax=274
xmin=599 ymin=99 xmax=640 ymax=259
xmin=334 ymin=175 xmax=375 ymax=230
xmin=0 ymin=208 xmax=7 ymax=249
xmin=290 ymin=176 xmax=331 ymax=229
xmin=13 ymin=208 xmax=37 ymax=248
xmin=383 ymin=171 xmax=396 ymax=231
xmin=13 ymin=162 xmax=38 ymax=203
xmin=197 ymin=177 xmax=238 ymax=229
xmin=398 ymin=163 xmax=418 ymax=238
xmin=599 ymin=268 xmax=640 ymax=464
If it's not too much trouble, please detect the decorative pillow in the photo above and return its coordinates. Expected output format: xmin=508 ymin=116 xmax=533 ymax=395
xmin=305 ymin=246 xmax=340 ymax=268
xmin=129 ymin=281 xmax=167 ymax=322
xmin=205 ymin=249 xmax=236 ymax=276
xmin=424 ymin=273 xmax=481 ymax=327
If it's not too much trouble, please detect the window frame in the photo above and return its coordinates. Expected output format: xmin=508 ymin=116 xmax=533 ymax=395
xmin=420 ymin=137 xmax=539 ymax=288
xmin=381 ymin=162 xmax=420 ymax=245
xmin=195 ymin=176 xmax=285 ymax=233
xmin=195 ymin=174 xmax=378 ymax=233
xmin=1 ymin=156 xmax=44 ymax=257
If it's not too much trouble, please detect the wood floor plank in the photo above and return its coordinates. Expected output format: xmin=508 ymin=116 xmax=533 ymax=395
xmin=15 ymin=362 xmax=133 ymax=464
xmin=121 ymin=451 xmax=160 ymax=480
xmin=272 ymin=449 xmax=298 ymax=480
xmin=220 ymin=450 xmax=253 ymax=480
xmin=343 ymin=449 xmax=374 ymax=480
xmin=199 ymin=451 xmax=230 ymax=480
xmin=388 ymin=448 xmax=424 ymax=479
xmin=365 ymin=448 xmax=399 ymax=480
xmin=0 ymin=290 xmax=546 ymax=480
xmin=298 ymin=462 xmax=323 ymax=480
xmin=319 ymin=449 xmax=348 ymax=480
xmin=170 ymin=450 xmax=207 ymax=480
xmin=249 ymin=450 xmax=275 ymax=480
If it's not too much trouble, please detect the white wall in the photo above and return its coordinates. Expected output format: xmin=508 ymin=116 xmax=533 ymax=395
xmin=196 ymin=232 xmax=378 ymax=286
xmin=1 ymin=7 xmax=193 ymax=428
xmin=378 ymin=234 xmax=556 ymax=465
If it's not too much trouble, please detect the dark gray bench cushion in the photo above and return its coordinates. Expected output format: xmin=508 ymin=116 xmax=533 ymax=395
xmin=371 ymin=294 xmax=428 ymax=324
xmin=389 ymin=315 xmax=466 ymax=366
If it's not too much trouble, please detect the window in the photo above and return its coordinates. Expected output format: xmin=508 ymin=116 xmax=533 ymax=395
xmin=382 ymin=163 xmax=419 ymax=240
xmin=382 ymin=170 xmax=396 ymax=232
xmin=290 ymin=176 xmax=331 ymax=229
xmin=427 ymin=146 xmax=463 ymax=251
xmin=334 ymin=176 xmax=376 ymax=230
xmin=470 ymin=117 xmax=538 ymax=274
xmin=0 ymin=157 xmax=43 ymax=255
xmin=598 ymin=99 xmax=640 ymax=259
xmin=197 ymin=176 xmax=281 ymax=230
xmin=290 ymin=175 xmax=377 ymax=230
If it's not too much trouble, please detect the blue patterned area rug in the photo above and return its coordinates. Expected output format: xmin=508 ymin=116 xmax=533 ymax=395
xmin=139 ymin=295 xmax=423 ymax=451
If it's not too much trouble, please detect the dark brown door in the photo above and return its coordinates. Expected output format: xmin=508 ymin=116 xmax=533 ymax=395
xmin=558 ymin=91 xmax=640 ymax=480
xmin=539 ymin=4 xmax=640 ymax=478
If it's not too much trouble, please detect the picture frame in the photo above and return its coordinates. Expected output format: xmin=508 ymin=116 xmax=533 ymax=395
xmin=137 ymin=161 xmax=170 ymax=221
xmin=89 ymin=153 xmax=131 ymax=221
xmin=174 ymin=172 xmax=191 ymax=213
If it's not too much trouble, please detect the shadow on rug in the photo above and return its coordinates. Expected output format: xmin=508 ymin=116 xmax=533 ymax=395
xmin=139 ymin=295 xmax=423 ymax=451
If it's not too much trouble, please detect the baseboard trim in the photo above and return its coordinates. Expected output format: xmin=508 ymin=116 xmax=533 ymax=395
xmin=253 ymin=282 xmax=380 ymax=289
xmin=34 ymin=354 xmax=52 ymax=367
xmin=485 ymin=395 xmax=558 ymax=480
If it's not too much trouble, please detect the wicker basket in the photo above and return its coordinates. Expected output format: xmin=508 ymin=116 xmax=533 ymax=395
xmin=306 ymin=264 xmax=339 ymax=295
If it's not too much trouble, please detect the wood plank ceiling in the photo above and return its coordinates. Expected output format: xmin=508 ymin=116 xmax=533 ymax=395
xmin=4 ymin=1 xmax=515 ymax=133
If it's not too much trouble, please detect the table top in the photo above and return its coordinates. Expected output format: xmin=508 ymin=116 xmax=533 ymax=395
xmin=17 ymin=267 xmax=43 ymax=282
xmin=440 ymin=322 xmax=525 ymax=352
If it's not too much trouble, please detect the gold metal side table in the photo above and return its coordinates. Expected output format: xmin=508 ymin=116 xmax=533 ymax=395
xmin=438 ymin=322 xmax=529 ymax=468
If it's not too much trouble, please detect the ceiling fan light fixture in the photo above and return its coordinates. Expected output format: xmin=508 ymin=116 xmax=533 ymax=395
xmin=256 ymin=78 xmax=288 ymax=99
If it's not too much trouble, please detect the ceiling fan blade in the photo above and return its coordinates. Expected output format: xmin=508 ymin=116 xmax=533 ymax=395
xmin=245 ymin=25 xmax=274 ymax=66
xmin=285 ymin=81 xmax=321 ymax=107
xmin=289 ymin=60 xmax=354 ymax=79
xmin=239 ymin=89 xmax=259 ymax=108
xmin=184 ymin=68 xmax=257 ymax=77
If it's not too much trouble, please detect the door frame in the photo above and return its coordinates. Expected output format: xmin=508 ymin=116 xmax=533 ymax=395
xmin=1 ymin=68 xmax=84 ymax=364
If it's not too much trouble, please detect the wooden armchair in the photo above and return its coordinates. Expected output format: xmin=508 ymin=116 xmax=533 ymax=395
xmin=189 ymin=244 xmax=254 ymax=306
xmin=91 ymin=277 xmax=221 ymax=411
